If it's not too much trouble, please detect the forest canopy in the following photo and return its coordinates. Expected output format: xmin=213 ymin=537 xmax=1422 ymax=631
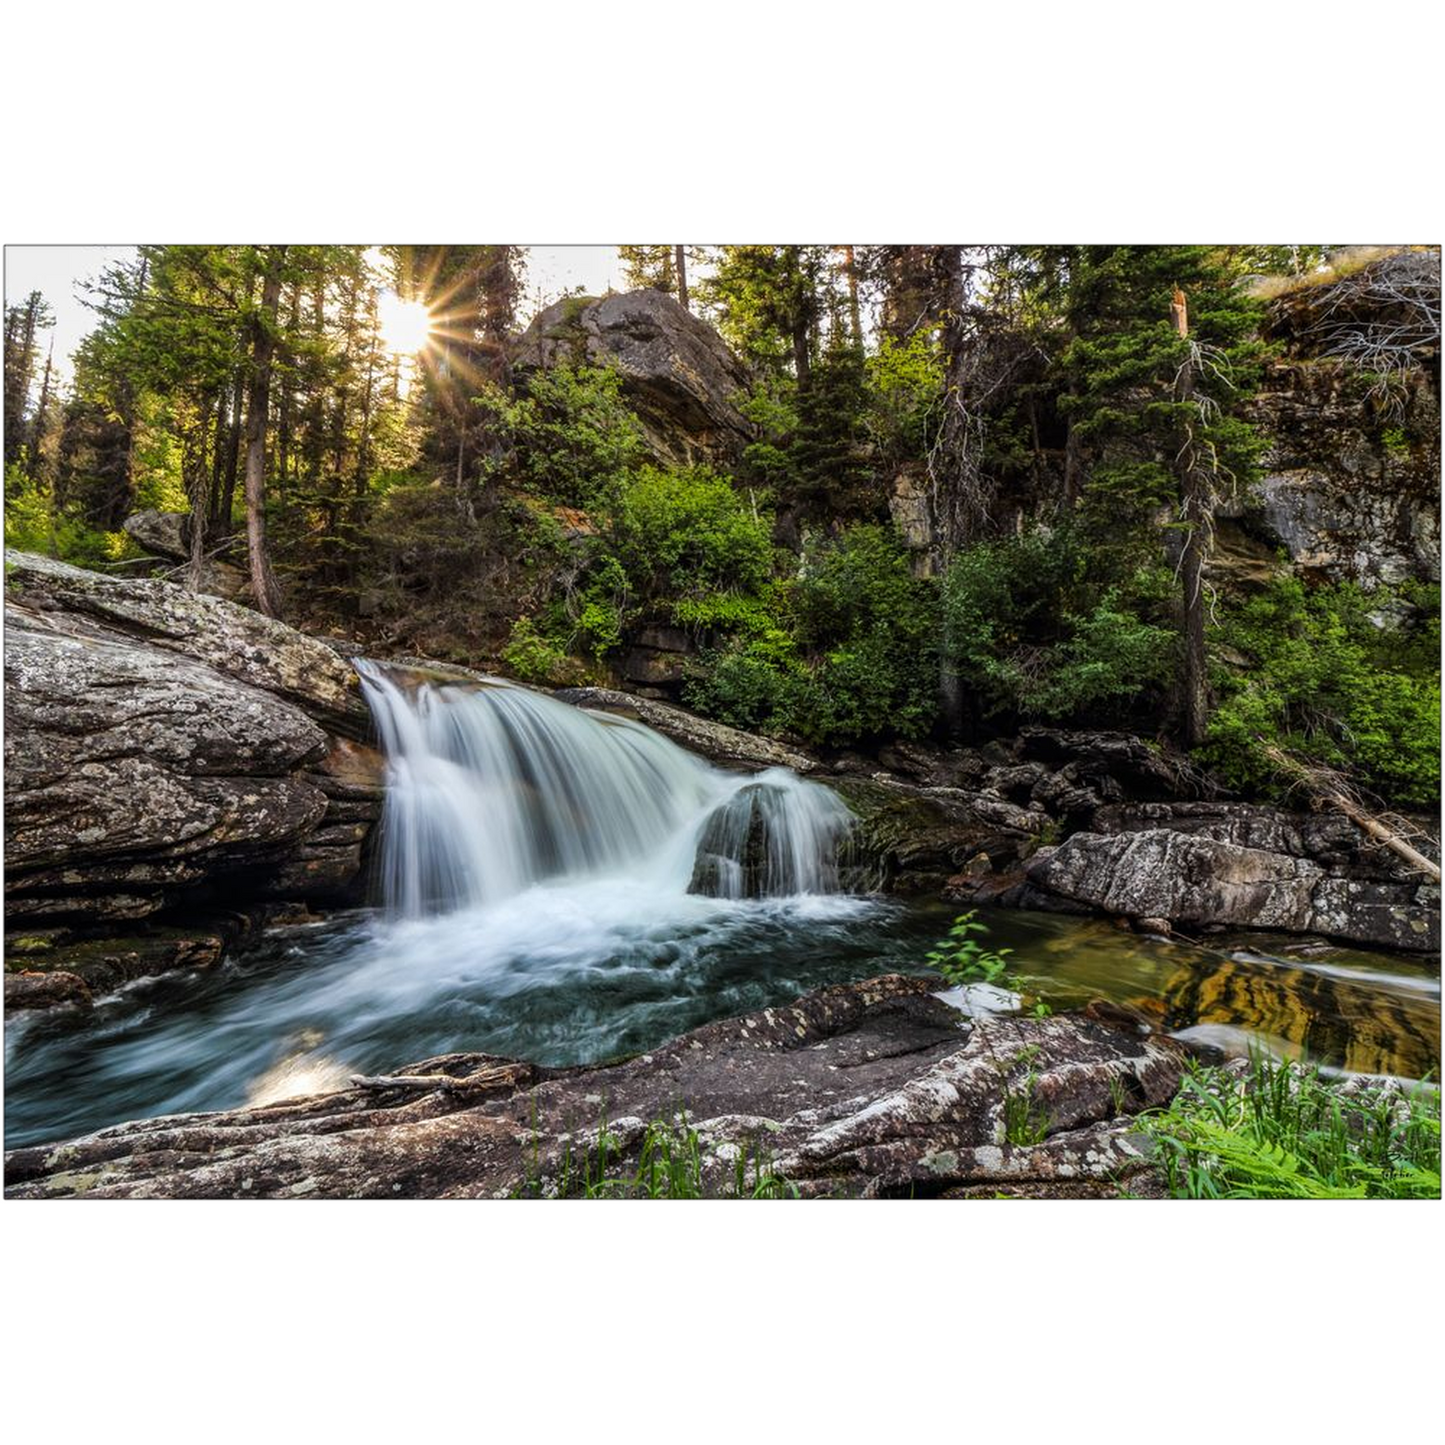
xmin=4 ymin=242 xmax=1440 ymax=808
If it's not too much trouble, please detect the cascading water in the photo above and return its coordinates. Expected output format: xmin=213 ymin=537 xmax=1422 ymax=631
xmin=5 ymin=665 xmax=906 ymax=1148
xmin=355 ymin=660 xmax=855 ymax=915
xmin=8 ymin=665 xmax=1438 ymax=1148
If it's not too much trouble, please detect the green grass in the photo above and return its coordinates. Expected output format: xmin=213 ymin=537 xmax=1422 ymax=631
xmin=1138 ymin=1055 xmax=1441 ymax=1199
xmin=514 ymin=1110 xmax=798 ymax=1199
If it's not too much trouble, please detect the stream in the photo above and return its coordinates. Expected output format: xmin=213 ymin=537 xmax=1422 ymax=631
xmin=5 ymin=668 xmax=1438 ymax=1149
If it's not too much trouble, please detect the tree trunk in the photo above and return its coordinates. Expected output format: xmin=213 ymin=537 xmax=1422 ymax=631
xmin=1172 ymin=300 xmax=1209 ymax=749
xmin=243 ymin=246 xmax=287 ymax=618
xmin=675 ymin=245 xmax=689 ymax=312
xmin=29 ymin=337 xmax=55 ymax=475
xmin=843 ymin=245 xmax=862 ymax=344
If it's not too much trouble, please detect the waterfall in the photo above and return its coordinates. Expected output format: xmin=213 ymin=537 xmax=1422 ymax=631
xmin=355 ymin=661 xmax=854 ymax=917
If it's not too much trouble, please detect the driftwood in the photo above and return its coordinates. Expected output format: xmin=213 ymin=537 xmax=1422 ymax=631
xmin=1263 ymin=743 xmax=1441 ymax=884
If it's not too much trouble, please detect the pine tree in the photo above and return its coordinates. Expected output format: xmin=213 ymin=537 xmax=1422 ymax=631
xmin=1057 ymin=245 xmax=1267 ymax=743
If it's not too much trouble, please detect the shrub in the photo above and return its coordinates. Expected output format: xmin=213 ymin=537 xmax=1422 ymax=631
xmin=941 ymin=524 xmax=1175 ymax=724
xmin=1203 ymin=575 xmax=1441 ymax=807
xmin=474 ymin=362 xmax=646 ymax=510
xmin=685 ymin=525 xmax=938 ymax=747
xmin=609 ymin=464 xmax=775 ymax=622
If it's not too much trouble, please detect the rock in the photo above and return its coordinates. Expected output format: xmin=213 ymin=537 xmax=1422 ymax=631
xmin=3 ymin=974 xmax=1189 ymax=1199
xmin=4 ymin=550 xmax=370 ymax=738
xmin=834 ymin=775 xmax=1048 ymax=893
xmin=122 ymin=509 xmax=191 ymax=560
xmin=1019 ymin=728 xmax=1217 ymax=802
xmin=554 ymin=686 xmax=818 ymax=773
xmin=512 ymin=290 xmax=753 ymax=466
xmin=888 ymin=470 xmax=934 ymax=575
xmin=4 ymin=554 xmax=384 ymax=958
xmin=1028 ymin=829 xmax=1438 ymax=953
xmin=4 ymin=970 xmax=93 ymax=1012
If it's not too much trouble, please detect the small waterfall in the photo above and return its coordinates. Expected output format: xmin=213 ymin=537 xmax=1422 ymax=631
xmin=355 ymin=661 xmax=853 ymax=916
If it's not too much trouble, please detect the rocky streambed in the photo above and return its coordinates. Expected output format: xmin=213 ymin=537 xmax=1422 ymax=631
xmin=6 ymin=974 xmax=1192 ymax=1199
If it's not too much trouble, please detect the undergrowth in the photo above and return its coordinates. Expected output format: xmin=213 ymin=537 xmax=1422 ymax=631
xmin=1138 ymin=1054 xmax=1441 ymax=1200
xmin=514 ymin=1110 xmax=797 ymax=1199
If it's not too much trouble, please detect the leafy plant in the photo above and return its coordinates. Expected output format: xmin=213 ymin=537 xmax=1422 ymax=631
xmin=926 ymin=911 xmax=1015 ymax=987
xmin=1138 ymin=1053 xmax=1441 ymax=1200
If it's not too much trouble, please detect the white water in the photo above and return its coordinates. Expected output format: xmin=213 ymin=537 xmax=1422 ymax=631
xmin=354 ymin=662 xmax=856 ymax=916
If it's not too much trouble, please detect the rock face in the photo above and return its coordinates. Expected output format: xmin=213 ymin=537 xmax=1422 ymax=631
xmin=1029 ymin=829 xmax=1439 ymax=953
xmin=511 ymin=290 xmax=753 ymax=466
xmin=4 ymin=551 xmax=384 ymax=1005
xmin=3 ymin=975 xmax=1189 ymax=1199
xmin=1237 ymin=358 xmax=1439 ymax=587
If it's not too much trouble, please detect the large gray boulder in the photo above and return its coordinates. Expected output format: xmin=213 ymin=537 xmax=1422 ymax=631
xmin=511 ymin=289 xmax=753 ymax=466
xmin=3 ymin=552 xmax=384 ymax=982
xmin=1028 ymin=828 xmax=1438 ymax=952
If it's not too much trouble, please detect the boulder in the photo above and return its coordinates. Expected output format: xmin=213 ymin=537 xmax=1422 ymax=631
xmin=4 ymin=553 xmax=385 ymax=982
xmin=511 ymin=289 xmax=753 ymax=466
xmin=3 ymin=975 xmax=1189 ymax=1199
xmin=4 ymin=550 xmax=370 ymax=738
xmin=1028 ymin=828 xmax=1439 ymax=952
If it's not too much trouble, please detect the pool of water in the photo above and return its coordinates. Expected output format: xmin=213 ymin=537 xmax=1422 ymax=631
xmin=4 ymin=890 xmax=1438 ymax=1149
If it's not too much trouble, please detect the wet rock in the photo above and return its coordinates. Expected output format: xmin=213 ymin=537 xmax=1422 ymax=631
xmin=1028 ymin=828 xmax=1438 ymax=953
xmin=512 ymin=290 xmax=753 ymax=467
xmin=3 ymin=975 xmax=1189 ymax=1200
xmin=4 ymin=970 xmax=93 ymax=1012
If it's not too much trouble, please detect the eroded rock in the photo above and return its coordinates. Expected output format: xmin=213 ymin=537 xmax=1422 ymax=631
xmin=3 ymin=975 xmax=1188 ymax=1199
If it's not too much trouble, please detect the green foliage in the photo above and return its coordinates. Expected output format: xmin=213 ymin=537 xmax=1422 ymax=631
xmin=1057 ymin=245 xmax=1268 ymax=532
xmin=3 ymin=462 xmax=131 ymax=567
xmin=515 ymin=1109 xmax=796 ymax=1199
xmin=1002 ymin=1074 xmax=1051 ymax=1146
xmin=941 ymin=524 xmax=1176 ymax=723
xmin=924 ymin=911 xmax=1053 ymax=1017
xmin=1203 ymin=575 xmax=1441 ymax=806
xmin=865 ymin=330 xmax=944 ymax=464
xmin=475 ymin=362 xmax=647 ymax=510
xmin=609 ymin=464 xmax=775 ymax=621
xmin=1139 ymin=1054 xmax=1441 ymax=1200
xmin=684 ymin=525 xmax=938 ymax=747
xmin=925 ymin=911 xmax=1014 ymax=987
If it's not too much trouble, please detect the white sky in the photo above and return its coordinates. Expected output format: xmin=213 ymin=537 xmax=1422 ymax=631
xmin=4 ymin=244 xmax=630 ymax=385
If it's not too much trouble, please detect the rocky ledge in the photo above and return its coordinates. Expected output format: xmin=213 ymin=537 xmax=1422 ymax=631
xmin=3 ymin=974 xmax=1189 ymax=1199
xmin=3 ymin=550 xmax=385 ymax=1010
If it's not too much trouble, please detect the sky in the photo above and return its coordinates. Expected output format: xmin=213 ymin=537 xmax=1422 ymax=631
xmin=4 ymin=244 xmax=630 ymax=384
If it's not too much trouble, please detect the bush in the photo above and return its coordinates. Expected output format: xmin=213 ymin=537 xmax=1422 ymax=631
xmin=941 ymin=524 xmax=1175 ymax=723
xmin=3 ymin=463 xmax=131 ymax=567
xmin=474 ymin=362 xmax=646 ymax=510
xmin=685 ymin=525 xmax=939 ymax=747
xmin=609 ymin=464 xmax=775 ymax=624
xmin=1203 ymin=575 xmax=1440 ymax=807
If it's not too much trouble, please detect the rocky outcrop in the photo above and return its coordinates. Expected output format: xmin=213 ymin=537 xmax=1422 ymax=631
xmin=511 ymin=290 xmax=753 ymax=466
xmin=1235 ymin=358 xmax=1439 ymax=587
xmin=1230 ymin=251 xmax=1441 ymax=589
xmin=1028 ymin=829 xmax=1438 ymax=953
xmin=3 ymin=974 xmax=1189 ymax=1199
xmin=4 ymin=551 xmax=384 ymax=1004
